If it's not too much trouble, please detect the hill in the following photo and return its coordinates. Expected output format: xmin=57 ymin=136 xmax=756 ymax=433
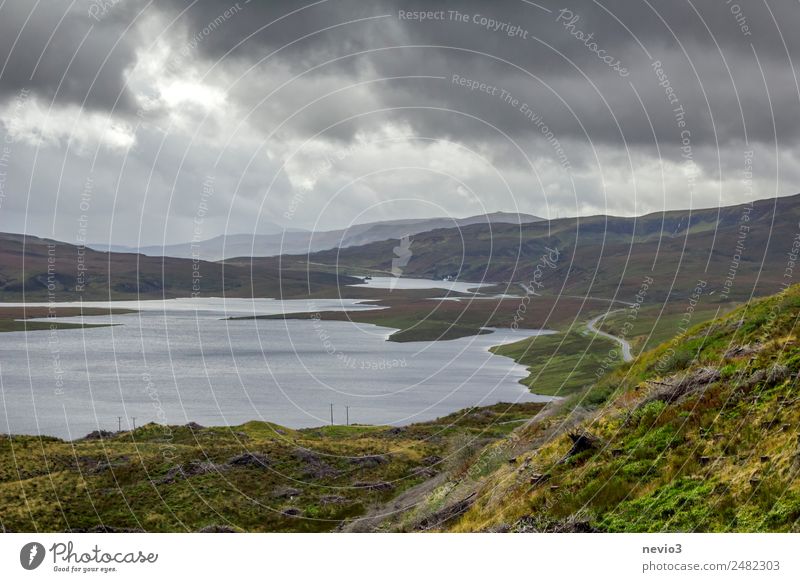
xmin=0 ymin=232 xmax=359 ymax=301
xmin=125 ymin=212 xmax=544 ymax=261
xmin=377 ymin=282 xmax=800 ymax=532
xmin=0 ymin=403 xmax=543 ymax=532
xmin=268 ymin=193 xmax=800 ymax=304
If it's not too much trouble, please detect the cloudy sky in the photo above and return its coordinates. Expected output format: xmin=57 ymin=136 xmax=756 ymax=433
xmin=0 ymin=0 xmax=798 ymax=246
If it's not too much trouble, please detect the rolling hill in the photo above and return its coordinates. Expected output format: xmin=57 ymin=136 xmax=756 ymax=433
xmin=105 ymin=211 xmax=544 ymax=261
xmin=0 ymin=232 xmax=359 ymax=301
xmin=260 ymin=193 xmax=800 ymax=304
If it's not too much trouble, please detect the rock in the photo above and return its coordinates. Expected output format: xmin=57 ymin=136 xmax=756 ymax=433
xmin=768 ymin=364 xmax=790 ymax=384
xmin=292 ymin=448 xmax=320 ymax=463
xmin=349 ymin=454 xmax=387 ymax=468
xmin=414 ymin=493 xmax=477 ymax=531
xmin=513 ymin=514 xmax=597 ymax=533
xmin=724 ymin=344 xmax=763 ymax=359
xmin=81 ymin=430 xmax=115 ymax=441
xmin=561 ymin=431 xmax=600 ymax=462
xmin=282 ymin=508 xmax=302 ymax=517
xmin=227 ymin=452 xmax=270 ymax=468
xmin=91 ymin=456 xmax=129 ymax=474
xmin=641 ymin=367 xmax=720 ymax=407
xmin=158 ymin=460 xmax=223 ymax=484
xmin=320 ymin=495 xmax=348 ymax=505
xmin=185 ymin=422 xmax=204 ymax=431
xmin=529 ymin=473 xmax=549 ymax=486
xmin=293 ymin=448 xmax=339 ymax=479
xmin=422 ymin=455 xmax=442 ymax=466
xmin=271 ymin=486 xmax=302 ymax=499
xmin=410 ymin=466 xmax=437 ymax=479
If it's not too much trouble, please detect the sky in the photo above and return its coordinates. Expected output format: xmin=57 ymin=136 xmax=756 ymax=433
xmin=0 ymin=0 xmax=798 ymax=246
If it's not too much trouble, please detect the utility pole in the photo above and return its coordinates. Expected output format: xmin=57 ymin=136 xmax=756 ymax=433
xmin=346 ymin=406 xmax=349 ymax=426
xmin=117 ymin=416 xmax=122 ymax=432
xmin=132 ymin=417 xmax=136 ymax=431
xmin=330 ymin=404 xmax=334 ymax=425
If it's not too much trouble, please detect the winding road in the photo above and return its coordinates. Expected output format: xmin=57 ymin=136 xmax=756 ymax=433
xmin=587 ymin=311 xmax=634 ymax=362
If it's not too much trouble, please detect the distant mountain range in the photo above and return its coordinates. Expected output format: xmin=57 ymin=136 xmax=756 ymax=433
xmin=245 ymin=193 xmax=800 ymax=303
xmin=0 ymin=231 xmax=358 ymax=301
xmin=4 ymin=195 xmax=798 ymax=305
xmin=89 ymin=212 xmax=544 ymax=261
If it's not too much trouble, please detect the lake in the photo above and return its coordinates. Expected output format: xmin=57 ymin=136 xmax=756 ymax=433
xmin=0 ymin=291 xmax=554 ymax=439
xmin=349 ymin=276 xmax=493 ymax=293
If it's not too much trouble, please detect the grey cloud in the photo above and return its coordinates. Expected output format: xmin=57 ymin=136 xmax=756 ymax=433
xmin=0 ymin=0 xmax=145 ymax=112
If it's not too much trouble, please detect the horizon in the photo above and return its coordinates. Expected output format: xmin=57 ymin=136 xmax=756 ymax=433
xmin=5 ymin=190 xmax=796 ymax=248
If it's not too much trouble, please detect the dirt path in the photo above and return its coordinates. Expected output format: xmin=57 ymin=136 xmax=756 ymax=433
xmin=587 ymin=310 xmax=633 ymax=362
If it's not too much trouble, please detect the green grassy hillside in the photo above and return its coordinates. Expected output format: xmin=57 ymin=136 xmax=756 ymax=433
xmin=0 ymin=403 xmax=542 ymax=532
xmin=267 ymin=193 xmax=800 ymax=304
xmin=427 ymin=282 xmax=800 ymax=532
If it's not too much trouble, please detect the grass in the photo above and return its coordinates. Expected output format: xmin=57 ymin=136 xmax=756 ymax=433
xmin=0 ymin=402 xmax=543 ymax=533
xmin=600 ymin=301 xmax=737 ymax=356
xmin=242 ymin=293 xmax=616 ymax=343
xmin=490 ymin=325 xmax=623 ymax=396
xmin=0 ymin=306 xmax=135 ymax=333
xmin=441 ymin=283 xmax=800 ymax=533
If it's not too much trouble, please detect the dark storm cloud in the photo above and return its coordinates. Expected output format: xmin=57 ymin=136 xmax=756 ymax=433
xmin=1 ymin=0 xmax=799 ymax=244
xmin=149 ymin=0 xmax=800 ymax=152
xmin=0 ymin=0 xmax=143 ymax=112
xmin=3 ymin=0 xmax=798 ymax=148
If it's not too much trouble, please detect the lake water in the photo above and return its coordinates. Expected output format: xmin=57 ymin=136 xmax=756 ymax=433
xmin=0 ymin=294 xmax=554 ymax=439
xmin=349 ymin=276 xmax=492 ymax=293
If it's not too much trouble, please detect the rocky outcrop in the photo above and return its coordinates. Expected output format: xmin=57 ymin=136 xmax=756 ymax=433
xmin=414 ymin=492 xmax=477 ymax=531
xmin=227 ymin=452 xmax=271 ymax=468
